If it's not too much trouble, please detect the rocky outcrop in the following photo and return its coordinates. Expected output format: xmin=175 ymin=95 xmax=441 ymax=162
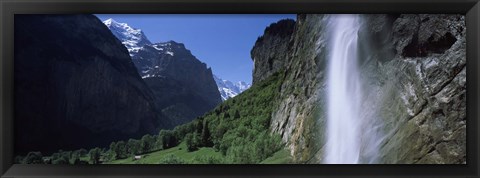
xmin=14 ymin=15 xmax=168 ymax=154
xmin=252 ymin=14 xmax=466 ymax=164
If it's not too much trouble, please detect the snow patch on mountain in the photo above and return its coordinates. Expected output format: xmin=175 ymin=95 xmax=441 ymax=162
xmin=214 ymin=75 xmax=251 ymax=101
xmin=103 ymin=18 xmax=152 ymax=55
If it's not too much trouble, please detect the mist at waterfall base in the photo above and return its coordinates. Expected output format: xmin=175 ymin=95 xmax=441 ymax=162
xmin=323 ymin=15 xmax=385 ymax=164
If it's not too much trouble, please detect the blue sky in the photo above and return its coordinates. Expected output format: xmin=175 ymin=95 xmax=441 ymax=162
xmin=95 ymin=14 xmax=296 ymax=83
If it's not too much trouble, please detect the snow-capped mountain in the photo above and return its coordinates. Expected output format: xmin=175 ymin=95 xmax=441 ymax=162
xmin=102 ymin=18 xmax=245 ymax=103
xmin=214 ymin=75 xmax=251 ymax=101
xmin=103 ymin=18 xmax=152 ymax=55
xmin=102 ymin=18 xmax=223 ymax=125
xmin=103 ymin=19 xmax=189 ymax=79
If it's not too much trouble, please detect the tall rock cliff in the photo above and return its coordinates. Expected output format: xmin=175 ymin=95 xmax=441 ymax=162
xmin=362 ymin=14 xmax=466 ymax=164
xmin=14 ymin=15 xmax=168 ymax=154
xmin=251 ymin=19 xmax=296 ymax=84
xmin=251 ymin=14 xmax=466 ymax=164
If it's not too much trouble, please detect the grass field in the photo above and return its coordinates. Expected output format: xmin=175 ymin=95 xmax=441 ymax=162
xmin=260 ymin=149 xmax=292 ymax=164
xmin=79 ymin=156 xmax=89 ymax=163
xmin=106 ymin=142 xmax=223 ymax=164
xmin=105 ymin=141 xmax=292 ymax=164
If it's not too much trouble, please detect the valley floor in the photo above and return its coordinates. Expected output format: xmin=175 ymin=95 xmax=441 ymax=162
xmin=105 ymin=141 xmax=291 ymax=164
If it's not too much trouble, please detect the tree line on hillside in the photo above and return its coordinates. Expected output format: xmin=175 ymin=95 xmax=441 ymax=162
xmin=16 ymin=72 xmax=286 ymax=164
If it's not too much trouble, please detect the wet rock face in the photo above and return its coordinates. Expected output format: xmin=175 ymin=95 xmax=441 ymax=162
xmin=14 ymin=15 xmax=167 ymax=154
xmin=372 ymin=14 xmax=466 ymax=164
xmin=252 ymin=14 xmax=466 ymax=164
xmin=393 ymin=14 xmax=461 ymax=58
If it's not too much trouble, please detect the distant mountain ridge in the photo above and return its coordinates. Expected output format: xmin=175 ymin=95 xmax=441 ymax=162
xmin=213 ymin=75 xmax=251 ymax=101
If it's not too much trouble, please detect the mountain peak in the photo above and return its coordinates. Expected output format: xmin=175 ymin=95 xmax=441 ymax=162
xmin=213 ymin=75 xmax=251 ymax=101
xmin=102 ymin=18 xmax=152 ymax=54
xmin=103 ymin=18 xmax=116 ymax=26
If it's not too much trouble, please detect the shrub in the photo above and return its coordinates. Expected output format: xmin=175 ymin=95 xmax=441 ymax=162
xmin=191 ymin=155 xmax=223 ymax=164
xmin=51 ymin=156 xmax=69 ymax=165
xmin=158 ymin=154 xmax=186 ymax=164
xmin=185 ymin=132 xmax=200 ymax=152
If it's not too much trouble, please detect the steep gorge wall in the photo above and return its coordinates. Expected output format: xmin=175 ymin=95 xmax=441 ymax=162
xmin=251 ymin=14 xmax=466 ymax=164
xmin=363 ymin=14 xmax=466 ymax=164
xmin=14 ymin=15 xmax=168 ymax=154
xmin=252 ymin=15 xmax=329 ymax=162
xmin=251 ymin=19 xmax=296 ymax=84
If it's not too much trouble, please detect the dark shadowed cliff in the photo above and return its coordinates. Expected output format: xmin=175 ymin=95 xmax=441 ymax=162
xmin=14 ymin=15 xmax=169 ymax=154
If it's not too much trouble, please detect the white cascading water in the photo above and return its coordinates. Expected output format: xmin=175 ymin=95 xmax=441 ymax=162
xmin=324 ymin=14 xmax=364 ymax=164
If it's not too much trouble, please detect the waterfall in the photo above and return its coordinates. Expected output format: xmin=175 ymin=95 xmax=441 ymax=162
xmin=324 ymin=14 xmax=364 ymax=164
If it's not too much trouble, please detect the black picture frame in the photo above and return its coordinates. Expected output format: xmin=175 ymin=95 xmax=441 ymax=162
xmin=1 ymin=0 xmax=479 ymax=177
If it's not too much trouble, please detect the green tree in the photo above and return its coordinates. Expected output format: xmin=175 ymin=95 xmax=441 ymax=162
xmin=115 ymin=141 xmax=127 ymax=159
xmin=158 ymin=130 xmax=177 ymax=149
xmin=78 ymin=148 xmax=88 ymax=157
xmin=140 ymin=134 xmax=155 ymax=153
xmin=50 ymin=151 xmax=70 ymax=165
xmin=89 ymin=147 xmax=102 ymax=164
xmin=185 ymin=132 xmax=200 ymax=152
xmin=109 ymin=142 xmax=119 ymax=159
xmin=103 ymin=150 xmax=116 ymax=162
xmin=70 ymin=150 xmax=82 ymax=164
xmin=127 ymin=139 xmax=141 ymax=156
xmin=201 ymin=120 xmax=212 ymax=146
xmin=234 ymin=109 xmax=241 ymax=119
xmin=22 ymin=152 xmax=43 ymax=164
